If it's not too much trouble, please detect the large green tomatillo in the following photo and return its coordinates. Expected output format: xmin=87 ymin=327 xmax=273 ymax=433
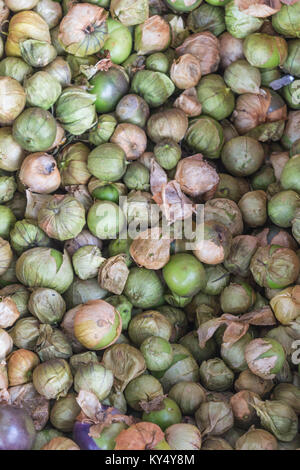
xmin=164 ymin=0 xmax=203 ymax=12
xmin=101 ymin=18 xmax=132 ymax=65
xmin=124 ymin=267 xmax=164 ymax=309
xmin=89 ymin=66 xmax=129 ymax=113
xmin=243 ymin=33 xmax=288 ymax=69
xmin=131 ymin=70 xmax=175 ymax=108
xmin=272 ymin=1 xmax=300 ymax=38
xmin=87 ymin=143 xmax=126 ymax=182
xmin=87 ymin=200 xmax=126 ymax=240
xmin=185 ymin=116 xmax=224 ymax=159
xmin=16 ymin=247 xmax=74 ymax=294
xmin=12 ymin=107 xmax=57 ymax=152
xmin=24 ymin=71 xmax=62 ymax=110
xmin=196 ymin=74 xmax=235 ymax=120
xmin=163 ymin=253 xmax=206 ymax=297
xmin=56 ymin=87 xmax=97 ymax=136
xmin=142 ymin=397 xmax=182 ymax=431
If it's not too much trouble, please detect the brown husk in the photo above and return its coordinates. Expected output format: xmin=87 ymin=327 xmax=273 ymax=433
xmin=175 ymin=154 xmax=220 ymax=198
xmin=153 ymin=180 xmax=196 ymax=224
xmin=173 ymin=87 xmax=202 ymax=117
xmin=129 ymin=227 xmax=171 ymax=270
xmin=98 ymin=255 xmax=129 ymax=295
xmin=0 ymin=296 xmax=20 ymax=329
xmin=176 ymin=32 xmax=220 ymax=76
xmin=114 ymin=421 xmax=165 ymax=450
xmin=234 ymin=0 xmax=282 ymax=17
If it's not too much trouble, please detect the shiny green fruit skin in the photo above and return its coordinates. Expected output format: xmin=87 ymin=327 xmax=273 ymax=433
xmin=101 ymin=18 xmax=132 ymax=65
xmin=89 ymin=67 xmax=129 ymax=113
xmin=165 ymin=0 xmax=203 ymax=12
xmin=93 ymin=184 xmax=120 ymax=203
xmin=205 ymin=0 xmax=230 ymax=4
xmin=142 ymin=398 xmax=182 ymax=431
xmin=163 ymin=253 xmax=206 ymax=297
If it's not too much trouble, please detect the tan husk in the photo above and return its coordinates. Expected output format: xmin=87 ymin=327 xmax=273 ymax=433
xmin=197 ymin=307 xmax=276 ymax=348
xmin=0 ymin=328 xmax=13 ymax=359
xmin=7 ymin=349 xmax=40 ymax=386
xmin=174 ymin=88 xmax=202 ymax=117
xmin=25 ymin=190 xmax=53 ymax=221
xmin=176 ymin=32 xmax=220 ymax=76
xmin=110 ymin=124 xmax=147 ymax=161
xmin=19 ymin=153 xmax=61 ymax=194
xmin=153 ymin=180 xmax=196 ymax=224
xmin=270 ymin=151 xmax=289 ymax=181
xmin=135 ymin=15 xmax=170 ymax=55
xmin=0 ymin=296 xmax=20 ymax=329
xmin=102 ymin=344 xmax=146 ymax=392
xmin=175 ymin=154 xmax=220 ymax=198
xmin=98 ymin=255 xmax=129 ymax=295
xmin=130 ymin=227 xmax=171 ymax=270
xmin=219 ymin=32 xmax=244 ymax=69
xmin=42 ymin=437 xmax=80 ymax=450
xmin=114 ymin=422 xmax=165 ymax=450
xmin=0 ymin=361 xmax=8 ymax=390
xmin=234 ymin=0 xmax=282 ymax=17
xmin=170 ymin=54 xmax=201 ymax=90
xmin=232 ymin=89 xmax=271 ymax=135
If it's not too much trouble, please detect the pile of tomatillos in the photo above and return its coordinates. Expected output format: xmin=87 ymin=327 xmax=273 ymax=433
xmin=2 ymin=0 xmax=300 ymax=452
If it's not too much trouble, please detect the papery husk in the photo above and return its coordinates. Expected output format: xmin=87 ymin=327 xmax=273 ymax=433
xmin=58 ymin=4 xmax=108 ymax=57
xmin=111 ymin=123 xmax=147 ymax=161
xmin=129 ymin=227 xmax=171 ymax=270
xmin=33 ymin=359 xmax=73 ymax=400
xmin=37 ymin=194 xmax=86 ymax=241
xmin=61 ymin=305 xmax=85 ymax=353
xmin=0 ymin=328 xmax=13 ymax=359
xmin=19 ymin=153 xmax=61 ymax=195
xmin=5 ymin=11 xmax=51 ymax=58
xmin=234 ymin=0 xmax=282 ymax=16
xmin=0 ymin=296 xmax=20 ymax=329
xmin=35 ymin=324 xmax=72 ymax=362
xmin=24 ymin=190 xmax=52 ymax=222
xmin=204 ymin=198 xmax=244 ymax=236
xmin=98 ymin=255 xmax=129 ymax=296
xmin=219 ymin=32 xmax=244 ymax=69
xmin=175 ymin=154 xmax=219 ymax=198
xmin=235 ymin=425 xmax=278 ymax=450
xmin=47 ymin=123 xmax=66 ymax=152
xmin=7 ymin=348 xmax=39 ymax=386
xmin=170 ymin=54 xmax=201 ymax=90
xmin=270 ymin=151 xmax=290 ymax=180
xmin=65 ymin=185 xmax=93 ymax=212
xmin=114 ymin=421 xmax=165 ymax=450
xmin=0 ymin=238 xmax=13 ymax=278
xmin=5 ymin=383 xmax=50 ymax=431
xmin=232 ymin=89 xmax=271 ymax=134
xmin=69 ymin=352 xmax=99 ymax=375
xmin=146 ymin=108 xmax=188 ymax=143
xmin=135 ymin=15 xmax=170 ymax=55
xmin=0 ymin=1 xmax=9 ymax=25
xmin=251 ymin=397 xmax=298 ymax=442
xmin=270 ymin=286 xmax=300 ymax=325
xmin=176 ymin=31 xmax=220 ymax=76
xmin=234 ymin=369 xmax=274 ymax=397
xmin=0 ymin=77 xmax=26 ymax=126
xmin=102 ymin=344 xmax=146 ymax=392
xmin=254 ymin=226 xmax=297 ymax=250
xmin=149 ymin=157 xmax=168 ymax=198
xmin=42 ymin=437 xmax=80 ymax=450
xmin=248 ymin=119 xmax=285 ymax=142
xmin=195 ymin=400 xmax=234 ymax=436
xmin=245 ymin=338 xmax=285 ymax=380
xmin=166 ymin=14 xmax=189 ymax=48
xmin=110 ymin=0 xmax=149 ymax=26
xmin=224 ymin=235 xmax=258 ymax=277
xmin=153 ymin=180 xmax=195 ymax=224
xmin=64 ymin=230 xmax=102 ymax=257
xmin=0 ymin=360 xmax=7 ymax=390
xmin=74 ymin=299 xmax=122 ymax=350
xmin=75 ymin=390 xmax=134 ymax=437
xmin=230 ymin=390 xmax=260 ymax=429
xmin=174 ymin=87 xmax=202 ymax=117
xmin=197 ymin=306 xmax=276 ymax=348
xmin=193 ymin=221 xmax=232 ymax=265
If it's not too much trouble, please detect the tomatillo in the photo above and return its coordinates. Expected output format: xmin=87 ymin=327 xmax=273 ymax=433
xmin=162 ymin=253 xmax=206 ymax=297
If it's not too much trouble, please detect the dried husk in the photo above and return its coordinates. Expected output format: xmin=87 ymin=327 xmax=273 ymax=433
xmin=98 ymin=255 xmax=129 ymax=295
xmin=0 ymin=360 xmax=8 ymax=390
xmin=235 ymin=426 xmax=278 ymax=450
xmin=270 ymin=151 xmax=289 ymax=181
xmin=193 ymin=221 xmax=232 ymax=265
xmin=254 ymin=227 xmax=297 ymax=250
xmin=234 ymin=0 xmax=281 ymax=17
xmin=0 ymin=328 xmax=13 ymax=359
xmin=61 ymin=306 xmax=85 ymax=353
xmin=197 ymin=307 xmax=276 ymax=348
xmin=42 ymin=437 xmax=80 ymax=450
xmin=176 ymin=31 xmax=220 ymax=76
xmin=230 ymin=390 xmax=260 ymax=429
xmin=170 ymin=54 xmax=201 ymax=90
xmin=114 ymin=422 xmax=165 ymax=450
xmin=195 ymin=400 xmax=234 ymax=436
xmin=5 ymin=383 xmax=50 ymax=431
xmin=147 ymin=108 xmax=188 ymax=144
xmin=234 ymin=369 xmax=274 ymax=397
xmin=74 ymin=299 xmax=122 ymax=350
xmin=33 ymin=359 xmax=73 ymax=400
xmin=173 ymin=87 xmax=202 ymax=117
xmin=64 ymin=230 xmax=102 ymax=257
xmin=102 ymin=344 xmax=146 ymax=392
xmin=35 ymin=325 xmax=72 ymax=362
xmin=0 ymin=296 xmax=19 ymax=329
xmin=58 ymin=4 xmax=108 ymax=57
xmin=224 ymin=235 xmax=258 ymax=277
xmin=110 ymin=123 xmax=147 ymax=161
xmin=219 ymin=32 xmax=244 ymax=69
xmin=270 ymin=286 xmax=300 ymax=324
xmin=19 ymin=153 xmax=61 ymax=194
xmin=232 ymin=89 xmax=271 ymax=134
xmin=65 ymin=185 xmax=93 ymax=212
xmin=175 ymin=154 xmax=219 ymax=198
xmin=135 ymin=15 xmax=170 ymax=55
xmin=7 ymin=349 xmax=39 ymax=386
xmin=129 ymin=227 xmax=171 ymax=270
xmin=24 ymin=190 xmax=52 ymax=222
xmin=153 ymin=180 xmax=195 ymax=224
